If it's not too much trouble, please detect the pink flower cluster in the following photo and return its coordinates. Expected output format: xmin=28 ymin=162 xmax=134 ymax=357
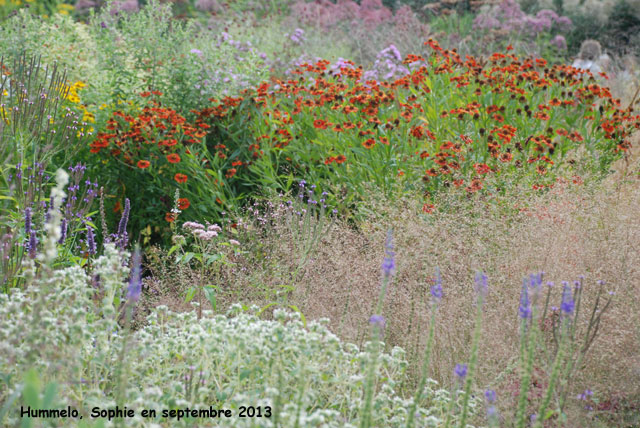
xmin=182 ymin=222 xmax=221 ymax=241
xmin=290 ymin=0 xmax=420 ymax=31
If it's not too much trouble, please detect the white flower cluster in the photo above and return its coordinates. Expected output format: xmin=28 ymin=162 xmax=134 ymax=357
xmin=0 ymin=248 xmax=476 ymax=427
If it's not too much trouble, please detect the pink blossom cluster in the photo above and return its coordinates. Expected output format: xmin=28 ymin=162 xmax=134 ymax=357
xmin=290 ymin=0 xmax=421 ymax=31
xmin=473 ymin=0 xmax=572 ymax=36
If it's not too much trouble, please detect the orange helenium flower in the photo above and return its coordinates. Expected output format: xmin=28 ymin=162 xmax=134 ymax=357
xmin=167 ymin=153 xmax=181 ymax=163
xmin=174 ymin=173 xmax=188 ymax=183
xmin=363 ymin=139 xmax=376 ymax=149
xmin=137 ymin=160 xmax=150 ymax=169
xmin=178 ymin=198 xmax=190 ymax=210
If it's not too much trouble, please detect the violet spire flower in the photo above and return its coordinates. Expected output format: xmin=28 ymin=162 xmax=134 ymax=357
xmin=24 ymin=207 xmax=32 ymax=237
xmin=475 ymin=271 xmax=488 ymax=300
xmin=561 ymin=281 xmax=575 ymax=315
xmin=127 ymin=247 xmax=142 ymax=302
xmin=485 ymin=389 xmax=498 ymax=419
xmin=519 ymin=278 xmax=531 ymax=319
xmin=86 ymin=225 xmax=96 ymax=256
xmin=381 ymin=230 xmax=395 ymax=278
xmin=58 ymin=218 xmax=68 ymax=245
xmin=430 ymin=267 xmax=443 ymax=303
xmin=28 ymin=230 xmax=38 ymax=259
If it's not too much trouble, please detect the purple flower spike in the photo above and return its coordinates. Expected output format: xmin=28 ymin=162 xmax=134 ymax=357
xmin=561 ymin=282 xmax=575 ymax=315
xmin=475 ymin=271 xmax=488 ymax=299
xmin=519 ymin=278 xmax=531 ymax=319
xmin=485 ymin=389 xmax=497 ymax=403
xmin=381 ymin=230 xmax=395 ymax=278
xmin=430 ymin=268 xmax=443 ymax=303
xmin=24 ymin=208 xmax=32 ymax=236
xmin=127 ymin=247 xmax=142 ymax=303
xmin=86 ymin=226 xmax=96 ymax=256
xmin=28 ymin=230 xmax=38 ymax=259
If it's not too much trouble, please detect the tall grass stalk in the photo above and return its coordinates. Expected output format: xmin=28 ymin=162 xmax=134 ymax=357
xmin=406 ymin=304 xmax=437 ymax=428
xmin=360 ymin=230 xmax=394 ymax=428
xmin=458 ymin=293 xmax=484 ymax=428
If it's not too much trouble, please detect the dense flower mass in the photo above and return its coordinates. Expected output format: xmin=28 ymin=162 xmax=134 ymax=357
xmin=196 ymin=39 xmax=639 ymax=214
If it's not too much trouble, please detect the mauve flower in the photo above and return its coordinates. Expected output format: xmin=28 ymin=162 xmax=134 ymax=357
xmin=190 ymin=48 xmax=203 ymax=57
xmin=551 ymin=35 xmax=567 ymax=50
xmin=229 ymin=239 xmax=240 ymax=246
xmin=555 ymin=16 xmax=572 ymax=30
xmin=110 ymin=0 xmax=139 ymax=15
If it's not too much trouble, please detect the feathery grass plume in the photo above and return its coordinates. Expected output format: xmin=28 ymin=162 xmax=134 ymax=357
xmin=458 ymin=271 xmax=488 ymax=427
xmin=407 ymin=268 xmax=442 ymax=428
xmin=516 ymin=274 xmax=543 ymax=428
xmin=360 ymin=229 xmax=395 ymax=428
xmin=534 ymin=282 xmax=575 ymax=427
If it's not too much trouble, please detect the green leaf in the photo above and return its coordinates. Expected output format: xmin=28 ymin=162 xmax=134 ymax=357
xmin=22 ymin=369 xmax=41 ymax=409
xmin=203 ymin=285 xmax=217 ymax=311
xmin=184 ymin=286 xmax=197 ymax=303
